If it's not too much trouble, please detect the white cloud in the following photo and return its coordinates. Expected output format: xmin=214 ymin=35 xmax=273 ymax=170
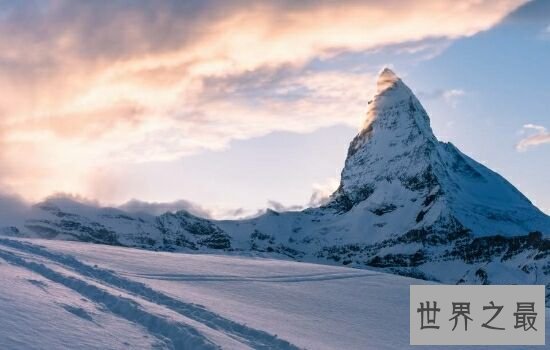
xmin=118 ymin=199 xmax=212 ymax=218
xmin=246 ymin=177 xmax=341 ymax=216
xmin=443 ymin=89 xmax=466 ymax=107
xmin=266 ymin=200 xmax=303 ymax=213
xmin=119 ymin=176 xmax=342 ymax=218
xmin=308 ymin=177 xmax=340 ymax=207
xmin=516 ymin=124 xmax=550 ymax=151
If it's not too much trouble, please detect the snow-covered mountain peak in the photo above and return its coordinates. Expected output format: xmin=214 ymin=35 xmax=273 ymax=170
xmin=330 ymin=70 xmax=439 ymax=210
xmin=328 ymin=69 xmax=549 ymax=237
xmin=364 ymin=69 xmax=434 ymax=137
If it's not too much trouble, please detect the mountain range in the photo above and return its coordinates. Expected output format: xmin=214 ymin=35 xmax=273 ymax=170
xmin=2 ymin=69 xmax=549 ymax=296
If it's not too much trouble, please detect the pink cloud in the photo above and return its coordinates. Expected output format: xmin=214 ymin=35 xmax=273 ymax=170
xmin=516 ymin=124 xmax=550 ymax=151
xmin=0 ymin=0 xmax=527 ymax=202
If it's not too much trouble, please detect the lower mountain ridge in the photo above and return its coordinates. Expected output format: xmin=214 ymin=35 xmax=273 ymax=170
xmin=2 ymin=69 xmax=549 ymax=299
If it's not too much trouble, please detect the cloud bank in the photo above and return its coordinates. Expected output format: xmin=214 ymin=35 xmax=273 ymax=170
xmin=120 ymin=176 xmax=341 ymax=219
xmin=0 ymin=0 xmax=526 ymax=202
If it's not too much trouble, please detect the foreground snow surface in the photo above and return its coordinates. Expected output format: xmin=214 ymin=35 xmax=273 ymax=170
xmin=0 ymin=239 xmax=547 ymax=350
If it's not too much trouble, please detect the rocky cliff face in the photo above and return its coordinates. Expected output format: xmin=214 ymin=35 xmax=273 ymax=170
xmin=2 ymin=69 xmax=549 ymax=298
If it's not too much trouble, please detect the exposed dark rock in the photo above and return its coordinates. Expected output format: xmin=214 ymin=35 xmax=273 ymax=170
xmin=371 ymin=204 xmax=397 ymax=216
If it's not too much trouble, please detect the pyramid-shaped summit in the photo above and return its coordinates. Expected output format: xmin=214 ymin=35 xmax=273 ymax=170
xmin=6 ymin=68 xmax=550 ymax=291
xmin=329 ymin=68 xmax=550 ymax=238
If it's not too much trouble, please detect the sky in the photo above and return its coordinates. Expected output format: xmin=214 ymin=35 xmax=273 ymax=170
xmin=0 ymin=0 xmax=548 ymax=218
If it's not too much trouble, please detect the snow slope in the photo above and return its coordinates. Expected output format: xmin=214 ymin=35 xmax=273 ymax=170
xmin=0 ymin=238 xmax=547 ymax=349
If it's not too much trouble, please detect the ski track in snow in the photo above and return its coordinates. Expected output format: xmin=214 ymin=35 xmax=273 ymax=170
xmin=123 ymin=271 xmax=377 ymax=283
xmin=0 ymin=247 xmax=217 ymax=350
xmin=0 ymin=238 xmax=299 ymax=350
